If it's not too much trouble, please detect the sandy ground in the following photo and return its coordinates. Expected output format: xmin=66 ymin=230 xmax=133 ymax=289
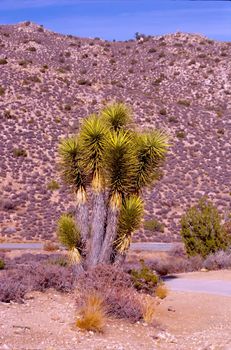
xmin=0 ymin=272 xmax=231 ymax=350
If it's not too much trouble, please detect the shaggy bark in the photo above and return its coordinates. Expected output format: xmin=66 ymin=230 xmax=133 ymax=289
xmin=76 ymin=202 xmax=89 ymax=242
xmin=87 ymin=191 xmax=107 ymax=266
xmin=99 ymin=206 xmax=120 ymax=264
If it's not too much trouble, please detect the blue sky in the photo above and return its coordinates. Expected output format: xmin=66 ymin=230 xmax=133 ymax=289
xmin=0 ymin=1 xmax=231 ymax=41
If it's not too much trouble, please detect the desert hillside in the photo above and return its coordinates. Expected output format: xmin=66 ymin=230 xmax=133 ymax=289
xmin=0 ymin=21 xmax=230 ymax=242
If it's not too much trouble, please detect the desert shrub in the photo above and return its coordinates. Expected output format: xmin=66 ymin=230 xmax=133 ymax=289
xmin=0 ymin=86 xmax=5 ymax=96
xmin=27 ymin=46 xmax=36 ymax=52
xmin=144 ymin=218 xmax=164 ymax=233
xmin=159 ymin=108 xmax=167 ymax=116
xmin=49 ymin=256 xmax=68 ymax=267
xmin=0 ymin=260 xmax=75 ymax=302
xmin=44 ymin=241 xmax=59 ymax=251
xmin=47 ymin=180 xmax=60 ymax=191
xmin=141 ymin=295 xmax=155 ymax=324
xmin=105 ymin=287 xmax=142 ymax=322
xmin=0 ymin=270 xmax=28 ymax=303
xmin=2 ymin=199 xmax=16 ymax=211
xmin=4 ymin=110 xmax=15 ymax=119
xmin=0 ymin=258 xmax=5 ymax=270
xmin=155 ymin=283 xmax=168 ymax=299
xmin=0 ymin=58 xmax=7 ymax=64
xmin=130 ymin=260 xmax=159 ymax=294
xmin=13 ymin=148 xmax=27 ymax=157
xmin=168 ymin=244 xmax=186 ymax=258
xmin=76 ymin=264 xmax=142 ymax=322
xmin=64 ymin=104 xmax=71 ymax=111
xmin=177 ymin=99 xmax=191 ymax=107
xmin=180 ymin=198 xmax=230 ymax=258
xmin=203 ymin=250 xmax=231 ymax=270
xmin=148 ymin=48 xmax=156 ymax=53
xmin=31 ymin=263 xmax=74 ymax=292
xmin=77 ymin=79 xmax=91 ymax=86
xmin=168 ymin=116 xmax=178 ymax=123
xmin=28 ymin=75 xmax=41 ymax=83
xmin=77 ymin=264 xmax=132 ymax=291
xmin=176 ymin=130 xmax=186 ymax=139
xmin=76 ymin=293 xmax=106 ymax=332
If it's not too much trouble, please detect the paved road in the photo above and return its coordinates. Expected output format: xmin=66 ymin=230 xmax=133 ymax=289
xmin=165 ymin=277 xmax=231 ymax=297
xmin=0 ymin=242 xmax=176 ymax=251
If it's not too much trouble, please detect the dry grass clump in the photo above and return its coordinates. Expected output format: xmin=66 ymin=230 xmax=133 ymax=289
xmin=155 ymin=284 xmax=168 ymax=299
xmin=141 ymin=295 xmax=156 ymax=324
xmin=76 ymin=293 xmax=107 ymax=332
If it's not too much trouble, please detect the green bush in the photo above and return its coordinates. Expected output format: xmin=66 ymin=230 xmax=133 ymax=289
xmin=0 ymin=86 xmax=5 ymax=96
xmin=144 ymin=218 xmax=164 ymax=233
xmin=0 ymin=58 xmax=7 ymax=65
xmin=47 ymin=180 xmax=60 ymax=191
xmin=180 ymin=198 xmax=230 ymax=258
xmin=13 ymin=148 xmax=27 ymax=157
xmin=130 ymin=260 xmax=159 ymax=294
xmin=0 ymin=258 xmax=5 ymax=270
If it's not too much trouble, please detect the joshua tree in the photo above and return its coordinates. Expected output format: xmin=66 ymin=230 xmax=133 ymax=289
xmin=57 ymin=102 xmax=169 ymax=270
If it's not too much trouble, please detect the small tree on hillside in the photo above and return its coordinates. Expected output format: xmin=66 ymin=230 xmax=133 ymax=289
xmin=57 ymin=102 xmax=169 ymax=270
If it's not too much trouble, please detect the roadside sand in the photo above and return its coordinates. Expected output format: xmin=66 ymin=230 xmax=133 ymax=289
xmin=1 ymin=272 xmax=231 ymax=350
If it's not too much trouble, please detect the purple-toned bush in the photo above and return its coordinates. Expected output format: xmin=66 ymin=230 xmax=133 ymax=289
xmin=0 ymin=270 xmax=28 ymax=303
xmin=168 ymin=244 xmax=186 ymax=258
xmin=77 ymin=264 xmax=133 ymax=291
xmin=76 ymin=264 xmax=142 ymax=322
xmin=0 ymin=258 xmax=75 ymax=303
xmin=203 ymin=250 xmax=231 ymax=270
xmin=31 ymin=263 xmax=74 ymax=292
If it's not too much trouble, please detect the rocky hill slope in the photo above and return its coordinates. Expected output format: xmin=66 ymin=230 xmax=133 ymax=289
xmin=0 ymin=22 xmax=231 ymax=242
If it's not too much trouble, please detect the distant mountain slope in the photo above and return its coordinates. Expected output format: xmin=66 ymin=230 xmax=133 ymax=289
xmin=0 ymin=22 xmax=230 ymax=242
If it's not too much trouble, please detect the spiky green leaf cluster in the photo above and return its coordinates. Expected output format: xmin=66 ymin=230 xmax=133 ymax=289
xmin=101 ymin=102 xmax=132 ymax=132
xmin=57 ymin=214 xmax=81 ymax=249
xmin=115 ymin=195 xmax=144 ymax=253
xmin=134 ymin=130 xmax=169 ymax=192
xmin=58 ymin=137 xmax=87 ymax=193
xmin=80 ymin=114 xmax=108 ymax=190
xmin=104 ymin=131 xmax=138 ymax=201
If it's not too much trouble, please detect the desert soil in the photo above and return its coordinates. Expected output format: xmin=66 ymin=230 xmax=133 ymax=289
xmin=0 ymin=271 xmax=231 ymax=350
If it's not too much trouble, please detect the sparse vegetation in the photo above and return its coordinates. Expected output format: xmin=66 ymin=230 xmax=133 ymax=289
xmin=0 ymin=86 xmax=5 ymax=96
xmin=177 ymin=99 xmax=191 ymax=107
xmin=13 ymin=148 xmax=27 ymax=157
xmin=0 ymin=258 xmax=5 ymax=270
xmin=47 ymin=180 xmax=60 ymax=191
xmin=141 ymin=296 xmax=156 ymax=324
xmin=144 ymin=219 xmax=164 ymax=233
xmin=176 ymin=130 xmax=186 ymax=139
xmin=0 ymin=58 xmax=7 ymax=64
xmin=27 ymin=46 xmax=37 ymax=52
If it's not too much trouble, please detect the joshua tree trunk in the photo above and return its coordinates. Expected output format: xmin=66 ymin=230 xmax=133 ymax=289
xmin=87 ymin=191 xmax=107 ymax=266
xmin=76 ymin=202 xmax=89 ymax=243
xmin=98 ymin=206 xmax=119 ymax=264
